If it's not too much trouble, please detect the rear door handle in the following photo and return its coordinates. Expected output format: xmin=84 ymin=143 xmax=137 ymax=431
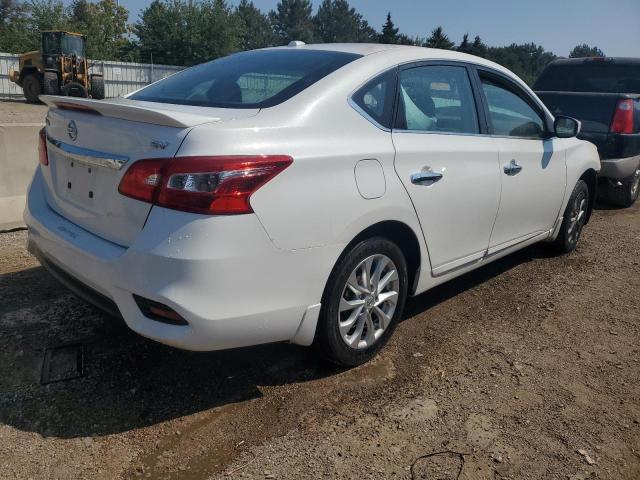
xmin=504 ymin=160 xmax=523 ymax=176
xmin=411 ymin=171 xmax=443 ymax=186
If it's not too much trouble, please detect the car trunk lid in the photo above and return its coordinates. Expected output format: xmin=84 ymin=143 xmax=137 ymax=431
xmin=39 ymin=95 xmax=259 ymax=247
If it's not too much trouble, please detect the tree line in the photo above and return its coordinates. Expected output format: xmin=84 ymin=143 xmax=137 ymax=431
xmin=0 ymin=0 xmax=606 ymax=84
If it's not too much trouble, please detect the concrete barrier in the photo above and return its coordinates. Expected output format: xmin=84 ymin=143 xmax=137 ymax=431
xmin=0 ymin=123 xmax=42 ymax=231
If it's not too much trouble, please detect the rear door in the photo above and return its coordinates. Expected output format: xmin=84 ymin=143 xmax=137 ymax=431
xmin=476 ymin=69 xmax=566 ymax=253
xmin=392 ymin=62 xmax=501 ymax=276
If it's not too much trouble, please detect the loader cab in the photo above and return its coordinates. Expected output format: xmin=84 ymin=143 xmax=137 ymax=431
xmin=42 ymin=31 xmax=87 ymax=66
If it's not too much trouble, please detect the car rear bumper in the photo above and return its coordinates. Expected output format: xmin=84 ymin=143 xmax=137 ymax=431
xmin=24 ymin=167 xmax=334 ymax=351
xmin=599 ymin=154 xmax=640 ymax=180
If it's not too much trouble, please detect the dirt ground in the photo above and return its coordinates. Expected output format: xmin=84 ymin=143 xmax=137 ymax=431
xmin=1 ymin=201 xmax=638 ymax=480
xmin=0 ymin=99 xmax=48 ymax=123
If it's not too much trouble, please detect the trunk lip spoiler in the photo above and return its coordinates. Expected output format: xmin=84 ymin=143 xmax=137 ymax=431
xmin=39 ymin=95 xmax=231 ymax=128
xmin=47 ymin=134 xmax=129 ymax=170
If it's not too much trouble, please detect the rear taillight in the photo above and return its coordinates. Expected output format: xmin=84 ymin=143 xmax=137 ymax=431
xmin=611 ymin=99 xmax=634 ymax=134
xmin=38 ymin=127 xmax=48 ymax=166
xmin=118 ymin=155 xmax=293 ymax=215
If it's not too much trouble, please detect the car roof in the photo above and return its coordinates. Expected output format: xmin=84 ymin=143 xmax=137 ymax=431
xmin=270 ymin=42 xmax=512 ymax=75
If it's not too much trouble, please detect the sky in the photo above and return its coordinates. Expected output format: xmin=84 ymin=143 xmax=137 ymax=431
xmin=113 ymin=0 xmax=640 ymax=57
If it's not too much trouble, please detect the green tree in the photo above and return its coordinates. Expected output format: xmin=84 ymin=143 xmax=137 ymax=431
xmin=379 ymin=12 xmax=399 ymax=44
xmin=269 ymin=0 xmax=314 ymax=44
xmin=26 ymin=0 xmax=68 ymax=50
xmin=469 ymin=35 xmax=488 ymax=57
xmin=425 ymin=26 xmax=454 ymax=50
xmin=0 ymin=0 xmax=30 ymax=52
xmin=313 ymin=0 xmax=376 ymax=43
xmin=235 ymin=0 xmax=275 ymax=50
xmin=78 ymin=0 xmax=129 ymax=60
xmin=569 ymin=43 xmax=605 ymax=58
xmin=487 ymin=43 xmax=556 ymax=85
xmin=457 ymin=33 xmax=471 ymax=54
xmin=135 ymin=0 xmax=239 ymax=66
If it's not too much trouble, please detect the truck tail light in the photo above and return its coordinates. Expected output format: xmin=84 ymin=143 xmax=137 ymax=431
xmin=38 ymin=127 xmax=48 ymax=166
xmin=118 ymin=155 xmax=293 ymax=215
xmin=610 ymin=98 xmax=634 ymax=134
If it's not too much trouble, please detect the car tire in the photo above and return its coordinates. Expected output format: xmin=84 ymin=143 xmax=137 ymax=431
xmin=552 ymin=179 xmax=590 ymax=254
xmin=43 ymin=71 xmax=60 ymax=95
xmin=606 ymin=169 xmax=640 ymax=208
xmin=315 ymin=237 xmax=408 ymax=367
xmin=91 ymin=75 xmax=105 ymax=100
xmin=22 ymin=73 xmax=41 ymax=103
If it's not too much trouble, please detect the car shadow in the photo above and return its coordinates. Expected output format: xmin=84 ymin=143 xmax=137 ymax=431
xmin=403 ymin=242 xmax=555 ymax=319
xmin=0 ymin=242 xmax=556 ymax=439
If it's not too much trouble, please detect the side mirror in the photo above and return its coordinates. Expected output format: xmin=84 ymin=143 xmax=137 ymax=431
xmin=554 ymin=116 xmax=581 ymax=138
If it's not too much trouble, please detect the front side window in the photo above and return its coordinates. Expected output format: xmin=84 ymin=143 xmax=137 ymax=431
xmin=481 ymin=77 xmax=546 ymax=138
xmin=351 ymin=69 xmax=397 ymax=129
xmin=395 ymin=65 xmax=479 ymax=134
xmin=130 ymin=49 xmax=361 ymax=109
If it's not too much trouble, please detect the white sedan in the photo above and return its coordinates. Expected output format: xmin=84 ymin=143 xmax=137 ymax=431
xmin=26 ymin=43 xmax=600 ymax=366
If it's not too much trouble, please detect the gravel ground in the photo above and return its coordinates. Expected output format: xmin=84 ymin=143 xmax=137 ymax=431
xmin=0 ymin=200 xmax=639 ymax=480
xmin=0 ymin=99 xmax=48 ymax=124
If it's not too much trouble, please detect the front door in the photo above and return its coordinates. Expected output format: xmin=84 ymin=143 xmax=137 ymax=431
xmin=477 ymin=72 xmax=566 ymax=252
xmin=392 ymin=63 xmax=501 ymax=275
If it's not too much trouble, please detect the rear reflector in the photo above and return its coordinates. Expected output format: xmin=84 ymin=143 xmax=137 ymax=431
xmin=38 ymin=127 xmax=48 ymax=166
xmin=133 ymin=295 xmax=188 ymax=326
xmin=118 ymin=155 xmax=293 ymax=215
xmin=611 ymin=98 xmax=634 ymax=134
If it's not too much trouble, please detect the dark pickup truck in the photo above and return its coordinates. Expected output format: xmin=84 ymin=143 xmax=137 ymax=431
xmin=534 ymin=57 xmax=640 ymax=207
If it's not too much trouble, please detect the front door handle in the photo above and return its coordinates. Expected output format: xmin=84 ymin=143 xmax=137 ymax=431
xmin=504 ymin=160 xmax=523 ymax=176
xmin=411 ymin=170 xmax=443 ymax=186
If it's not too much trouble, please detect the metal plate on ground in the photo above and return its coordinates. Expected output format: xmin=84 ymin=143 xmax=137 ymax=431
xmin=40 ymin=343 xmax=85 ymax=385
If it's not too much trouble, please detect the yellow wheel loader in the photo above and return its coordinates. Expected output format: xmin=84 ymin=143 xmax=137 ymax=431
xmin=8 ymin=31 xmax=105 ymax=103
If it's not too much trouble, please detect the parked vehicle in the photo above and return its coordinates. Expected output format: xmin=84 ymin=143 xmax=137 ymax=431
xmin=534 ymin=57 xmax=640 ymax=207
xmin=8 ymin=31 xmax=105 ymax=103
xmin=26 ymin=43 xmax=600 ymax=366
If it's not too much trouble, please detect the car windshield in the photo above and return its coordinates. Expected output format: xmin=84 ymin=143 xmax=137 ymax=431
xmin=534 ymin=61 xmax=640 ymax=93
xmin=129 ymin=49 xmax=361 ymax=109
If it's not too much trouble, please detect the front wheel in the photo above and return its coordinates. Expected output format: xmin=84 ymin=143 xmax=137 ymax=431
xmin=315 ymin=237 xmax=408 ymax=367
xmin=608 ymin=169 xmax=640 ymax=208
xmin=552 ymin=179 xmax=589 ymax=254
xmin=22 ymin=74 xmax=41 ymax=103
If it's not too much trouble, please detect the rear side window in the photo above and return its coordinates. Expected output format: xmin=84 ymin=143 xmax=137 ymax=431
xmin=351 ymin=69 xmax=397 ymax=129
xmin=395 ymin=65 xmax=479 ymax=134
xmin=481 ymin=77 xmax=545 ymax=138
xmin=130 ymin=49 xmax=361 ymax=109
xmin=534 ymin=62 xmax=640 ymax=93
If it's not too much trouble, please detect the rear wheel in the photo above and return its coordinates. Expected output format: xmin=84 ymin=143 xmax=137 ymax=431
xmin=43 ymin=71 xmax=60 ymax=95
xmin=90 ymin=75 xmax=105 ymax=100
xmin=22 ymin=73 xmax=41 ymax=103
xmin=606 ymin=169 xmax=640 ymax=208
xmin=552 ymin=179 xmax=589 ymax=254
xmin=315 ymin=237 xmax=408 ymax=367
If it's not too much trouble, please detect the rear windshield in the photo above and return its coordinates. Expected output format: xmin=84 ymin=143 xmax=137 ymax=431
xmin=534 ymin=62 xmax=640 ymax=93
xmin=130 ymin=49 xmax=361 ymax=108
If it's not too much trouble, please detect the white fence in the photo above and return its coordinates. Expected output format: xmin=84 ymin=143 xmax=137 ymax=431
xmin=0 ymin=53 xmax=183 ymax=99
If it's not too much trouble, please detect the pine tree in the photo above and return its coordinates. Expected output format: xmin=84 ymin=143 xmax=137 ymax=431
xmin=314 ymin=0 xmax=376 ymax=43
xmin=425 ymin=26 xmax=454 ymax=50
xmin=235 ymin=0 xmax=276 ymax=50
xmin=379 ymin=12 xmax=399 ymax=44
xmin=270 ymin=0 xmax=314 ymax=44
xmin=457 ymin=33 xmax=471 ymax=54
xmin=569 ymin=44 xmax=605 ymax=58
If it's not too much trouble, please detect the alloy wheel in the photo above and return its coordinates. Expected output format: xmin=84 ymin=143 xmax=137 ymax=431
xmin=338 ymin=254 xmax=399 ymax=350
xmin=567 ymin=189 xmax=587 ymax=245
xmin=631 ymin=168 xmax=640 ymax=200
